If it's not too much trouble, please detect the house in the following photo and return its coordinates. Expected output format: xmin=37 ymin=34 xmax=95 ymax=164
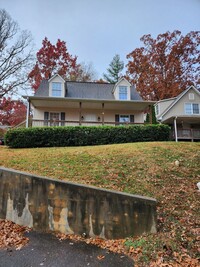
xmin=24 ymin=74 xmax=155 ymax=127
xmin=155 ymin=86 xmax=200 ymax=141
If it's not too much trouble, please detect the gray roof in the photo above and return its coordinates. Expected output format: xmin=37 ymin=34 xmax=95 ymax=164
xmin=35 ymin=80 xmax=142 ymax=101
xmin=35 ymin=80 xmax=49 ymax=97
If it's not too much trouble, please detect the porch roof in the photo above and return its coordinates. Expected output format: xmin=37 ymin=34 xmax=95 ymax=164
xmin=162 ymin=115 xmax=200 ymax=125
xmin=24 ymin=96 xmax=155 ymax=111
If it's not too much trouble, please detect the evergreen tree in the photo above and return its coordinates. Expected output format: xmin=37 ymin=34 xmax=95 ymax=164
xmin=145 ymin=106 xmax=158 ymax=124
xmin=103 ymin=54 xmax=124 ymax=83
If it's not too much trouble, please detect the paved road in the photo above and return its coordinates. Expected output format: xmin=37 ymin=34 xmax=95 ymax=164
xmin=0 ymin=231 xmax=134 ymax=267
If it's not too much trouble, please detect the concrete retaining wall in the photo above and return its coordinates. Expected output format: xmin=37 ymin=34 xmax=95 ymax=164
xmin=0 ymin=167 xmax=157 ymax=239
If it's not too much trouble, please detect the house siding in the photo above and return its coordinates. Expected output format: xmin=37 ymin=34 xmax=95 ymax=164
xmin=114 ymin=79 xmax=131 ymax=100
xmin=162 ymin=88 xmax=200 ymax=121
xmin=32 ymin=107 xmax=145 ymax=126
xmin=49 ymin=76 xmax=65 ymax=97
xmin=157 ymin=99 xmax=175 ymax=116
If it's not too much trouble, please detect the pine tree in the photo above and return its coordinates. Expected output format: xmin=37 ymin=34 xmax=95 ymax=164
xmin=103 ymin=54 xmax=124 ymax=83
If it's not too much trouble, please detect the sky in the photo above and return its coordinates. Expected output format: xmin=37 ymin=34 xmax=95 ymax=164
xmin=1 ymin=0 xmax=200 ymax=79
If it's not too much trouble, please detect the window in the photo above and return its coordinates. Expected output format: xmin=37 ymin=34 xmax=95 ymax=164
xmin=155 ymin=104 xmax=159 ymax=115
xmin=185 ymin=103 xmax=200 ymax=115
xmin=50 ymin=112 xmax=59 ymax=126
xmin=119 ymin=86 xmax=127 ymax=100
xmin=193 ymin=104 xmax=200 ymax=114
xmin=119 ymin=115 xmax=130 ymax=123
xmin=52 ymin=82 xmax=62 ymax=97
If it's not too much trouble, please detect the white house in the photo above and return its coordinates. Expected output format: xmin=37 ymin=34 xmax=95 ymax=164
xmin=155 ymin=86 xmax=200 ymax=141
xmin=24 ymin=74 xmax=155 ymax=127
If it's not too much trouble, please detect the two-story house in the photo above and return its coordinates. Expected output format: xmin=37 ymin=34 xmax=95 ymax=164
xmin=24 ymin=74 xmax=155 ymax=127
xmin=155 ymin=85 xmax=200 ymax=141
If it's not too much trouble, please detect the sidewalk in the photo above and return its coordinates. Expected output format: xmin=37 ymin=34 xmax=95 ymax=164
xmin=0 ymin=231 xmax=134 ymax=267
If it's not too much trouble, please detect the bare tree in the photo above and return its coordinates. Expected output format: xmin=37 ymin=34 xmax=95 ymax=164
xmin=0 ymin=9 xmax=33 ymax=98
xmin=70 ymin=62 xmax=97 ymax=82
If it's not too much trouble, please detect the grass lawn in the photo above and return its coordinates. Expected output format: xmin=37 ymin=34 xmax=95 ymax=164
xmin=0 ymin=141 xmax=200 ymax=266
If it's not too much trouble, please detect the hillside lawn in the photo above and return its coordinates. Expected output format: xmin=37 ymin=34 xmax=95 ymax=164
xmin=0 ymin=142 xmax=200 ymax=266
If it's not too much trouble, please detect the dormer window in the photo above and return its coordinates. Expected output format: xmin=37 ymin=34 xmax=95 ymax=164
xmin=119 ymin=86 xmax=128 ymax=100
xmin=52 ymin=82 xmax=62 ymax=97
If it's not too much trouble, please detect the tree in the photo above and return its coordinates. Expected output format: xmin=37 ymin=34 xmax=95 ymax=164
xmin=145 ymin=106 xmax=158 ymax=124
xmin=0 ymin=9 xmax=33 ymax=98
xmin=126 ymin=30 xmax=200 ymax=100
xmin=95 ymin=78 xmax=107 ymax=83
xmin=0 ymin=97 xmax=27 ymax=126
xmin=70 ymin=62 xmax=97 ymax=82
xmin=103 ymin=54 xmax=124 ymax=83
xmin=29 ymin=37 xmax=79 ymax=91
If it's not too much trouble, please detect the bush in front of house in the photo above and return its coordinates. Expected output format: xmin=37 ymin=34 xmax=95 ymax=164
xmin=4 ymin=124 xmax=170 ymax=148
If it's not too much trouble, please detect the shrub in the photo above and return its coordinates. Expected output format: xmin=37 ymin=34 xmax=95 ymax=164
xmin=5 ymin=124 xmax=170 ymax=148
xmin=0 ymin=128 xmax=8 ymax=138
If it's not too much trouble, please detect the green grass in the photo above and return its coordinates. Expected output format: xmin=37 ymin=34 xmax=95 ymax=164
xmin=0 ymin=141 xmax=200 ymax=265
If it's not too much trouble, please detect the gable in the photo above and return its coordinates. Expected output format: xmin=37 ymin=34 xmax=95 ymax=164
xmin=159 ymin=86 xmax=200 ymax=121
xmin=113 ymin=78 xmax=131 ymax=100
xmin=48 ymin=75 xmax=65 ymax=97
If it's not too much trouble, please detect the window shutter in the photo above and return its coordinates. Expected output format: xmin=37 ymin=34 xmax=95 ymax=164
xmin=61 ymin=112 xmax=65 ymax=126
xmin=44 ymin=112 xmax=49 ymax=126
xmin=130 ymin=115 xmax=134 ymax=123
xmin=115 ymin=114 xmax=119 ymax=125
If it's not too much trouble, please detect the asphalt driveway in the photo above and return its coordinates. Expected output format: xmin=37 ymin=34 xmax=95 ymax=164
xmin=0 ymin=231 xmax=134 ymax=267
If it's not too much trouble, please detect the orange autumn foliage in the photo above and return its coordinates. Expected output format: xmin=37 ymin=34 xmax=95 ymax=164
xmin=126 ymin=30 xmax=200 ymax=100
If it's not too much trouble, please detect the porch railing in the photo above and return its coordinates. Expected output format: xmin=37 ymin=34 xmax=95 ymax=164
xmin=31 ymin=119 xmax=144 ymax=127
xmin=172 ymin=129 xmax=200 ymax=140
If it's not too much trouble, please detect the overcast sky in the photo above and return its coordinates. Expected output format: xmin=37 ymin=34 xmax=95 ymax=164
xmin=1 ymin=0 xmax=200 ymax=78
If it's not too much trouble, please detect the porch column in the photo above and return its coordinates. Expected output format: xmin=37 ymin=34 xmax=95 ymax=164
xmin=149 ymin=105 xmax=153 ymax=124
xmin=174 ymin=117 xmax=178 ymax=142
xmin=102 ymin=103 xmax=104 ymax=125
xmin=26 ymin=97 xmax=30 ymax=128
xmin=79 ymin=102 xmax=82 ymax=126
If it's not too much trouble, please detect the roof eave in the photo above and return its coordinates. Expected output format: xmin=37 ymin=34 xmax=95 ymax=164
xmin=24 ymin=95 xmax=155 ymax=104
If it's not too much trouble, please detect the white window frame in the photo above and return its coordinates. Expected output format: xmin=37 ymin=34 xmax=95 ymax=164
xmin=119 ymin=86 xmax=128 ymax=100
xmin=119 ymin=115 xmax=130 ymax=123
xmin=52 ymin=82 xmax=62 ymax=97
xmin=184 ymin=103 xmax=200 ymax=115
xmin=50 ymin=112 xmax=60 ymax=126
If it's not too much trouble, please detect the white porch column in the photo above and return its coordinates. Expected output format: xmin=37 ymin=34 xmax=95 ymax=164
xmin=174 ymin=116 xmax=178 ymax=142
xmin=79 ymin=102 xmax=82 ymax=126
xmin=102 ymin=103 xmax=104 ymax=125
xmin=26 ymin=97 xmax=30 ymax=128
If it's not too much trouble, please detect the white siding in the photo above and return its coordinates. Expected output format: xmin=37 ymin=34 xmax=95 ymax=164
xmin=32 ymin=107 xmax=145 ymax=125
xmin=49 ymin=76 xmax=65 ymax=97
xmin=114 ymin=79 xmax=131 ymax=100
xmin=162 ymin=88 xmax=200 ymax=121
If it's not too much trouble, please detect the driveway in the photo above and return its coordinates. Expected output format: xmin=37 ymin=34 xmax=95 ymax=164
xmin=0 ymin=231 xmax=134 ymax=267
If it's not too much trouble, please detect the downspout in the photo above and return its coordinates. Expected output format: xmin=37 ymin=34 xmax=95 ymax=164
xmin=26 ymin=97 xmax=30 ymax=128
xmin=174 ymin=116 xmax=178 ymax=142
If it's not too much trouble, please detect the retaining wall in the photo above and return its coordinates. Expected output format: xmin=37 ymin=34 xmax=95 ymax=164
xmin=0 ymin=167 xmax=157 ymax=239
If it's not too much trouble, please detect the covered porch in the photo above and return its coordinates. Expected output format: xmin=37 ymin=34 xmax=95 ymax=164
xmin=165 ymin=116 xmax=200 ymax=142
xmin=25 ymin=97 xmax=155 ymax=127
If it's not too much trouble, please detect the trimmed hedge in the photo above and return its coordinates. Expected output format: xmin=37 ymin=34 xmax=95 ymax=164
xmin=5 ymin=125 xmax=170 ymax=148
